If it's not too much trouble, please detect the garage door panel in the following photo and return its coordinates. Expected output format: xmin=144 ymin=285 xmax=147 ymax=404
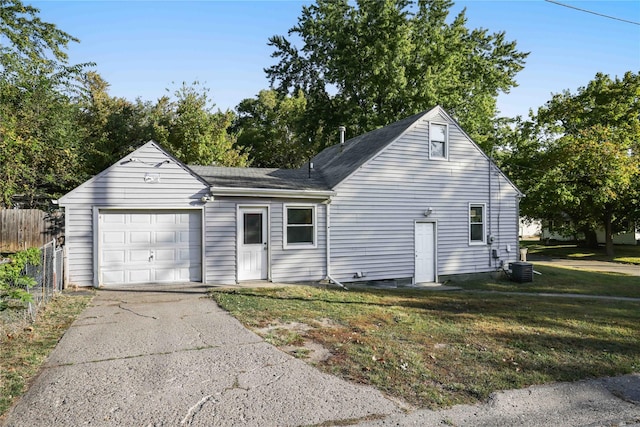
xmin=130 ymin=214 xmax=152 ymax=224
xmin=103 ymin=231 xmax=125 ymax=244
xmin=155 ymin=249 xmax=176 ymax=262
xmin=103 ymin=250 xmax=125 ymax=263
xmin=130 ymin=231 xmax=152 ymax=244
xmin=100 ymin=210 xmax=202 ymax=286
xmin=103 ymin=214 xmax=126 ymax=224
xmin=156 ymin=231 xmax=176 ymax=244
xmin=129 ymin=269 xmax=152 ymax=283
xmin=156 ymin=213 xmax=177 ymax=224
xmin=129 ymin=250 xmax=150 ymax=262
xmin=182 ymin=230 xmax=201 ymax=242
xmin=102 ymin=270 xmax=125 ymax=284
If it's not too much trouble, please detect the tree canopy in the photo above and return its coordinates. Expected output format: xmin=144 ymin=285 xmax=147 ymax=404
xmin=233 ymin=89 xmax=310 ymax=168
xmin=503 ymin=72 xmax=640 ymax=255
xmin=0 ymin=0 xmax=88 ymax=207
xmin=264 ymin=0 xmax=528 ymax=153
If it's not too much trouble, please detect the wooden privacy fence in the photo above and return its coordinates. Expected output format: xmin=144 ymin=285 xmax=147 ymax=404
xmin=0 ymin=209 xmax=64 ymax=253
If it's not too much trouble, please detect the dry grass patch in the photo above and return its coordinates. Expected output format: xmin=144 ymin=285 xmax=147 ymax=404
xmin=211 ymin=286 xmax=640 ymax=410
xmin=0 ymin=292 xmax=92 ymax=419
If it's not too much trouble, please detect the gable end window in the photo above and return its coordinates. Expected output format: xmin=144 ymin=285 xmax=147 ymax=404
xmin=429 ymin=122 xmax=448 ymax=160
xmin=284 ymin=205 xmax=316 ymax=249
xmin=469 ymin=203 xmax=486 ymax=245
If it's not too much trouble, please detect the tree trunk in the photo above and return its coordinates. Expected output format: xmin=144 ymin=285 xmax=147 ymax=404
xmin=604 ymin=211 xmax=615 ymax=257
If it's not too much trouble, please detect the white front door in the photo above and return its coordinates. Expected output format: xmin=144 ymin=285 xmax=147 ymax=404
xmin=415 ymin=222 xmax=436 ymax=283
xmin=238 ymin=208 xmax=268 ymax=281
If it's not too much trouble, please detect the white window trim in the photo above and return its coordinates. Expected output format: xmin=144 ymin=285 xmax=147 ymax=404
xmin=428 ymin=122 xmax=449 ymax=160
xmin=469 ymin=202 xmax=486 ymax=245
xmin=283 ymin=204 xmax=317 ymax=249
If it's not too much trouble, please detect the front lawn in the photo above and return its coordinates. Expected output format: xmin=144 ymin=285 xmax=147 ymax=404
xmin=210 ymin=283 xmax=639 ymax=410
xmin=457 ymin=264 xmax=640 ymax=298
xmin=522 ymin=240 xmax=640 ymax=265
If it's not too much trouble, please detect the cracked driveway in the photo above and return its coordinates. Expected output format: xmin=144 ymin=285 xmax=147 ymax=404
xmin=2 ymin=284 xmax=398 ymax=426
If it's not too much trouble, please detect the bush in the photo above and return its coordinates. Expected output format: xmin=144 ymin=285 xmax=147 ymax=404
xmin=0 ymin=248 xmax=40 ymax=310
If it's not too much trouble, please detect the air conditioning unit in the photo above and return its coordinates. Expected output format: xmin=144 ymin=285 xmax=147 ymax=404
xmin=509 ymin=261 xmax=533 ymax=283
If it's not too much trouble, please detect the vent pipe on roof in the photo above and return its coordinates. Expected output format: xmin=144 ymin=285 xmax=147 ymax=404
xmin=338 ymin=126 xmax=346 ymax=152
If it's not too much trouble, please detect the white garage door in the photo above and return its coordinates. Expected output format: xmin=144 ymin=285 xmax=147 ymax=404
xmin=99 ymin=210 xmax=202 ymax=285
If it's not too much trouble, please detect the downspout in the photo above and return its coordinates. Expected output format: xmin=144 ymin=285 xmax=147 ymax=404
xmin=325 ymin=199 xmax=348 ymax=290
xmin=488 ymin=157 xmax=493 ymax=267
xmin=516 ymin=195 xmax=521 ymax=261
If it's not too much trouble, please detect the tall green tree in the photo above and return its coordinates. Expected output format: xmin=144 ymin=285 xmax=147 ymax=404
xmin=79 ymin=72 xmax=151 ymax=176
xmin=164 ymin=82 xmax=248 ymax=167
xmin=504 ymin=72 xmax=640 ymax=256
xmin=80 ymin=77 xmax=248 ymax=173
xmin=0 ymin=0 xmax=88 ymax=207
xmin=265 ymin=0 xmax=527 ymax=151
xmin=234 ymin=89 xmax=310 ymax=168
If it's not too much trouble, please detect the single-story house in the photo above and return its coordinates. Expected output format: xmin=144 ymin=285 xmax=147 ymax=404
xmin=58 ymin=106 xmax=523 ymax=287
xmin=541 ymin=220 xmax=640 ymax=245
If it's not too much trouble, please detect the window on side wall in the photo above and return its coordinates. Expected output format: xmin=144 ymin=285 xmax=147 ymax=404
xmin=469 ymin=203 xmax=486 ymax=245
xmin=284 ymin=205 xmax=316 ymax=249
xmin=429 ymin=122 xmax=448 ymax=160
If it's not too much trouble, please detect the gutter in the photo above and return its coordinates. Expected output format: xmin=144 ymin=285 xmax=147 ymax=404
xmin=210 ymin=187 xmax=335 ymax=200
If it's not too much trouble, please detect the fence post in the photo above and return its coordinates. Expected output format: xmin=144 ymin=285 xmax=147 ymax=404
xmin=42 ymin=242 xmax=47 ymax=302
xmin=51 ymin=239 xmax=57 ymax=292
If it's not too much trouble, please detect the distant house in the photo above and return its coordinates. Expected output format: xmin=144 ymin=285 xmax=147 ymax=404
xmin=541 ymin=219 xmax=640 ymax=245
xmin=58 ymin=106 xmax=522 ymax=287
xmin=519 ymin=218 xmax=541 ymax=239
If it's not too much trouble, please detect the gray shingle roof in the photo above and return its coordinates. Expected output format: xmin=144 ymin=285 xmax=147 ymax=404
xmin=189 ymin=109 xmax=429 ymax=191
xmin=187 ymin=165 xmax=329 ymax=191
xmin=310 ymin=111 xmax=427 ymax=188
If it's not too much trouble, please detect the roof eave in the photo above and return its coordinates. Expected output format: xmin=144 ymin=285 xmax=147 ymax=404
xmin=209 ymin=186 xmax=335 ymax=200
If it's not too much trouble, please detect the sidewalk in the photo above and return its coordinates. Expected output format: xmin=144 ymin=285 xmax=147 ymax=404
xmin=531 ymin=257 xmax=640 ymax=276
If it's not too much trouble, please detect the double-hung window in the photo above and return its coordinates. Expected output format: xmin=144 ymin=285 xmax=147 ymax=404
xmin=284 ymin=205 xmax=316 ymax=248
xmin=429 ymin=122 xmax=448 ymax=160
xmin=469 ymin=203 xmax=486 ymax=244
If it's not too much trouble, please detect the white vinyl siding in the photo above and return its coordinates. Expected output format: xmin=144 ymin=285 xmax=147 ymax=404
xmin=59 ymin=143 xmax=209 ymax=287
xmin=329 ymin=109 xmax=520 ymax=282
xmin=283 ymin=204 xmax=317 ymax=249
xmin=204 ymin=198 xmax=326 ymax=284
xmin=271 ymin=202 xmax=325 ymax=281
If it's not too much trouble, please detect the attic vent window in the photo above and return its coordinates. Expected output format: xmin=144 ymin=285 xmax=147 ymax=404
xmin=429 ymin=123 xmax=448 ymax=160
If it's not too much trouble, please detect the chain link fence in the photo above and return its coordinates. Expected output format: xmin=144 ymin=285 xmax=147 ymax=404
xmin=1 ymin=241 xmax=66 ymax=340
xmin=23 ymin=239 xmax=64 ymax=321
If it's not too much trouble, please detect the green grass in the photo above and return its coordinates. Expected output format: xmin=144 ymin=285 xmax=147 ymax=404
xmin=521 ymin=240 xmax=640 ymax=265
xmin=210 ymin=283 xmax=640 ymax=410
xmin=457 ymin=264 xmax=640 ymax=298
xmin=0 ymin=292 xmax=92 ymax=419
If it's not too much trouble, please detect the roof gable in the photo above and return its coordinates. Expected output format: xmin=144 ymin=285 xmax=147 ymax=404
xmin=58 ymin=141 xmax=207 ymax=204
xmin=311 ymin=106 xmax=522 ymax=195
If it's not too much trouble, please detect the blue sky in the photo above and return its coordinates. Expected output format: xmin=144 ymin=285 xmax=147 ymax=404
xmin=32 ymin=0 xmax=640 ymax=118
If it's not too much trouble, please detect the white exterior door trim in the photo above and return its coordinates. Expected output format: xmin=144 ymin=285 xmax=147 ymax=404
xmin=94 ymin=207 xmax=204 ymax=287
xmin=237 ymin=205 xmax=270 ymax=281
xmin=414 ymin=220 xmax=437 ymax=283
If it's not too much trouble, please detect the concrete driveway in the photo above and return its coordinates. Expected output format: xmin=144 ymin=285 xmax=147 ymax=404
xmin=2 ymin=284 xmax=398 ymax=426
xmin=3 ymin=283 xmax=640 ymax=426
